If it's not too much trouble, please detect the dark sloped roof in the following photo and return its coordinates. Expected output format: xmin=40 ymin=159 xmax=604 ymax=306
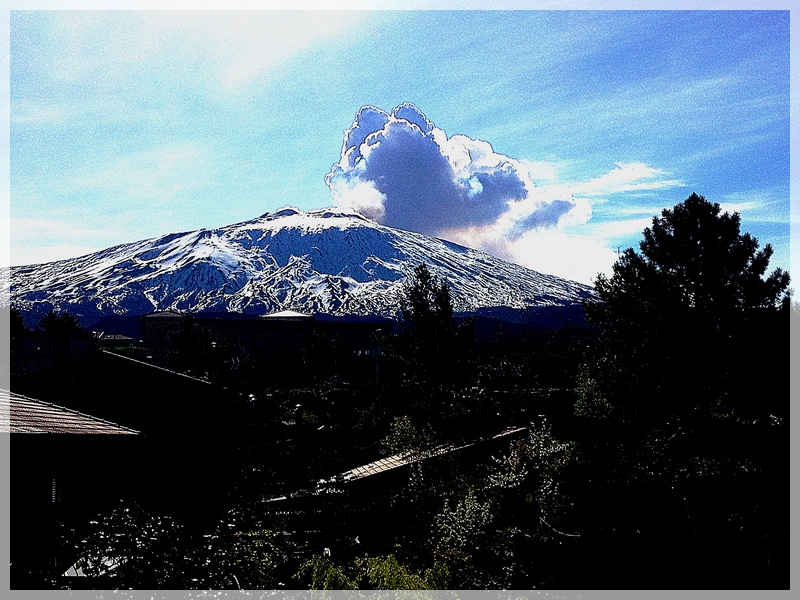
xmin=0 ymin=389 xmax=140 ymax=435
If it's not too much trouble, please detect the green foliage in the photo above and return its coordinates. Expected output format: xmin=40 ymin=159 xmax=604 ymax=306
xmin=574 ymin=366 xmax=612 ymax=419
xmin=375 ymin=263 xmax=487 ymax=448
xmin=564 ymin=195 xmax=790 ymax=580
xmin=26 ymin=196 xmax=787 ymax=590
xmin=294 ymin=554 xmax=359 ymax=590
xmin=356 ymin=554 xmax=449 ymax=590
xmin=198 ymin=528 xmax=284 ymax=590
xmin=490 ymin=423 xmax=578 ymax=489
xmin=434 ymin=488 xmax=493 ymax=554
xmin=379 ymin=414 xmax=453 ymax=518
xmin=488 ymin=423 xmax=580 ymax=540
xmin=381 ymin=415 xmax=435 ymax=459
xmin=672 ymin=456 xmax=760 ymax=482
xmin=70 ymin=503 xmax=187 ymax=588
xmin=432 ymin=484 xmax=520 ymax=589
xmin=294 ymin=553 xmax=449 ymax=590
xmin=67 ymin=503 xmax=288 ymax=589
xmin=419 ymin=561 xmax=452 ymax=591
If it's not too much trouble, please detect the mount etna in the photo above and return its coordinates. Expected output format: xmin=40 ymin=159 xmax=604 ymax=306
xmin=6 ymin=207 xmax=594 ymax=328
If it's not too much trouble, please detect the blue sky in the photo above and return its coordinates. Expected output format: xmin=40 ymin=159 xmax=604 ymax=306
xmin=7 ymin=8 xmax=792 ymax=285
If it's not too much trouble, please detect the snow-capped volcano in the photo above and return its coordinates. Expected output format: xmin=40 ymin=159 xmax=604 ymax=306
xmin=7 ymin=207 xmax=594 ymax=326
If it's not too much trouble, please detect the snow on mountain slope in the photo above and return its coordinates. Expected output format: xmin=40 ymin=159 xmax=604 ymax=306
xmin=7 ymin=207 xmax=594 ymax=326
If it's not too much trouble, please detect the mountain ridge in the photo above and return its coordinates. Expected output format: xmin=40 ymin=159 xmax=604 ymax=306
xmin=7 ymin=207 xmax=594 ymax=327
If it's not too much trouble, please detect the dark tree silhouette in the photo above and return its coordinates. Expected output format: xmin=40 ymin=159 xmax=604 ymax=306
xmin=396 ymin=264 xmax=455 ymax=384
xmin=396 ymin=263 xmax=475 ymax=394
xmin=584 ymin=192 xmax=790 ymax=422
xmin=374 ymin=263 xmax=482 ymax=456
xmin=6 ymin=307 xmax=30 ymax=379
xmin=566 ymin=194 xmax=792 ymax=589
xmin=401 ymin=263 xmax=455 ymax=336
xmin=37 ymin=309 xmax=83 ymax=334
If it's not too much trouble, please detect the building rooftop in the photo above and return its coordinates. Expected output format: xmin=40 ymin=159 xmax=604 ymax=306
xmin=260 ymin=310 xmax=314 ymax=320
xmin=95 ymin=333 xmax=135 ymax=341
xmin=140 ymin=310 xmax=184 ymax=319
xmin=262 ymin=426 xmax=528 ymax=502
xmin=334 ymin=426 xmax=527 ymax=481
xmin=0 ymin=389 xmax=140 ymax=435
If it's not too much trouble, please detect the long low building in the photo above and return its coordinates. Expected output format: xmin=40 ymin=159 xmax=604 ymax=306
xmin=140 ymin=309 xmax=388 ymax=385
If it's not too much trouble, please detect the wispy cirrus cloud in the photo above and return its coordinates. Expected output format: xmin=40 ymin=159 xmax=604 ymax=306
xmin=9 ymin=218 xmax=115 ymax=242
xmin=717 ymin=188 xmax=789 ymax=221
xmin=10 ymin=141 xmax=223 ymax=261
xmin=5 ymin=217 xmax=121 ymax=266
xmin=10 ymin=11 xmax=787 ymax=281
xmin=10 ymin=244 xmax=107 ymax=268
xmin=11 ymin=102 xmax=74 ymax=126
xmin=37 ymin=11 xmax=367 ymax=93
xmin=65 ymin=142 xmax=234 ymax=245
xmin=69 ymin=143 xmax=216 ymax=204
xmin=584 ymin=217 xmax=655 ymax=240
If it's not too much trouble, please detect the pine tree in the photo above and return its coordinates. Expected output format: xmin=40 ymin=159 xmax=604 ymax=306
xmin=584 ymin=192 xmax=789 ymax=423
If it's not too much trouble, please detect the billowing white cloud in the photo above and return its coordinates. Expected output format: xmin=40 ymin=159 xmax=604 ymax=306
xmin=327 ymin=103 xmax=577 ymax=236
xmin=327 ymin=104 xmax=684 ymax=285
xmin=508 ymin=228 xmax=620 ymax=286
xmin=330 ymin=179 xmax=387 ymax=222
xmin=439 ymin=222 xmax=618 ymax=286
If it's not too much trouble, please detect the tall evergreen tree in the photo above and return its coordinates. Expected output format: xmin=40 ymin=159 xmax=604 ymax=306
xmin=584 ymin=192 xmax=790 ymax=422
xmin=397 ymin=263 xmax=469 ymax=388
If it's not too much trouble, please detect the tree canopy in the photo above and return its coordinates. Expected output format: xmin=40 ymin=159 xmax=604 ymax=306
xmin=401 ymin=263 xmax=455 ymax=334
xmin=584 ymin=192 xmax=790 ymax=422
xmin=590 ymin=193 xmax=789 ymax=321
xmin=37 ymin=309 xmax=84 ymax=334
xmin=395 ymin=263 xmax=474 ymax=390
